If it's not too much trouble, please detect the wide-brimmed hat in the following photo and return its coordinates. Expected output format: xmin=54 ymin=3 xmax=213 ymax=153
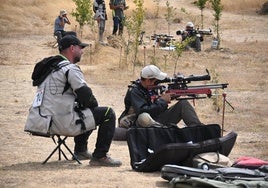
xmin=60 ymin=10 xmax=67 ymax=16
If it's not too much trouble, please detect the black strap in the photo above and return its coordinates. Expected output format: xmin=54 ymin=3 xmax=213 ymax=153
xmin=74 ymin=106 xmax=86 ymax=131
xmin=38 ymin=107 xmax=47 ymax=118
xmin=62 ymin=69 xmax=70 ymax=94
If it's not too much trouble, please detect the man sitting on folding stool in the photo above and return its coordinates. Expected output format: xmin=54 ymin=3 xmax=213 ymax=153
xmin=24 ymin=35 xmax=122 ymax=167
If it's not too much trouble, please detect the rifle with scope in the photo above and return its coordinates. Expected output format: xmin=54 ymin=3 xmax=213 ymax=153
xmin=151 ymin=34 xmax=174 ymax=42
xmin=149 ymin=69 xmax=228 ymax=100
xmin=151 ymin=34 xmax=175 ymax=47
xmin=176 ymin=28 xmax=213 ymax=37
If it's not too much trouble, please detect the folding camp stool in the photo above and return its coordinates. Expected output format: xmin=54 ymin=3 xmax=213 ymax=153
xmin=42 ymin=135 xmax=81 ymax=164
xmin=52 ymin=34 xmax=59 ymax=48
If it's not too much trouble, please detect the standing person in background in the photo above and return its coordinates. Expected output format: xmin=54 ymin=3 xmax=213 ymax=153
xmin=54 ymin=10 xmax=76 ymax=44
xmin=109 ymin=0 xmax=128 ymax=36
xmin=93 ymin=0 xmax=108 ymax=44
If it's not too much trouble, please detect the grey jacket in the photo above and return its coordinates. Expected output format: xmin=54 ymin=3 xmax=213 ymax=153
xmin=25 ymin=59 xmax=96 ymax=136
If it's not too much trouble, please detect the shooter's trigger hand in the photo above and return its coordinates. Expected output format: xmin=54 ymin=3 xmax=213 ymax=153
xmin=160 ymin=93 xmax=171 ymax=103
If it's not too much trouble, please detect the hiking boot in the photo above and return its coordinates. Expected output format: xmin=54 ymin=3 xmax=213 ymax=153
xmin=89 ymin=156 xmax=122 ymax=167
xmin=73 ymin=151 xmax=92 ymax=160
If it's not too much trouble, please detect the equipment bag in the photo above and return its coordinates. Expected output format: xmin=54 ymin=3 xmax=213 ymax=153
xmin=161 ymin=164 xmax=268 ymax=183
xmin=126 ymin=124 xmax=237 ymax=172
xmin=169 ymin=176 xmax=268 ymax=188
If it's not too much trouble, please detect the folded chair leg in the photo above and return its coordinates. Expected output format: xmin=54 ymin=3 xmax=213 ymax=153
xmin=57 ymin=136 xmax=69 ymax=161
xmin=42 ymin=137 xmax=62 ymax=164
xmin=60 ymin=137 xmax=82 ymax=164
xmin=42 ymin=135 xmax=81 ymax=164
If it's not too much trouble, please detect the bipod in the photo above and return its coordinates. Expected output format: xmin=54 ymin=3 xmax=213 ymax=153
xmin=221 ymin=93 xmax=234 ymax=136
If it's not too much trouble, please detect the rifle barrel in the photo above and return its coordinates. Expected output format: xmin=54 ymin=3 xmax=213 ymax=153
xmin=187 ymin=83 xmax=228 ymax=89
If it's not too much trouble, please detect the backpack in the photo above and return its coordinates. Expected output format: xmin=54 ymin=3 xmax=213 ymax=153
xmin=31 ymin=55 xmax=67 ymax=86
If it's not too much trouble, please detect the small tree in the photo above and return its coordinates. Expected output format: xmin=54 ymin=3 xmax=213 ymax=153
xmin=172 ymin=37 xmax=194 ymax=74
xmin=153 ymin=0 xmax=161 ymax=32
xmin=195 ymin=0 xmax=209 ymax=29
xmin=124 ymin=0 xmax=145 ymax=72
xmin=180 ymin=7 xmax=198 ymax=27
xmin=210 ymin=0 xmax=223 ymax=49
xmin=164 ymin=1 xmax=176 ymax=36
xmin=71 ymin=0 xmax=95 ymax=37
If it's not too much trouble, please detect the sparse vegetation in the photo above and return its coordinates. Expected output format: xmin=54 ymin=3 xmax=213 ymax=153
xmin=0 ymin=0 xmax=267 ymax=187
xmin=210 ymin=0 xmax=223 ymax=49
xmin=195 ymin=0 xmax=209 ymax=29
xmin=164 ymin=1 xmax=177 ymax=36
xmin=124 ymin=0 xmax=145 ymax=72
xmin=71 ymin=0 xmax=95 ymax=38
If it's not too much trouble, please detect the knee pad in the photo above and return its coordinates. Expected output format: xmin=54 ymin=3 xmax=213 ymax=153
xmin=137 ymin=113 xmax=157 ymax=127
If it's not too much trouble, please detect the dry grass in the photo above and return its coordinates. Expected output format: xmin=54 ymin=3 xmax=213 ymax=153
xmin=0 ymin=0 xmax=75 ymax=36
xmin=0 ymin=0 xmax=267 ymax=187
xmin=223 ymin=0 xmax=267 ymax=12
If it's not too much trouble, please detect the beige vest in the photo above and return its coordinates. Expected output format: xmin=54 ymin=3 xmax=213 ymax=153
xmin=24 ymin=61 xmax=96 ymax=137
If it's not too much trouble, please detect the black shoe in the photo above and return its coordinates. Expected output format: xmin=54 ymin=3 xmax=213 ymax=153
xmin=89 ymin=156 xmax=122 ymax=167
xmin=73 ymin=151 xmax=92 ymax=160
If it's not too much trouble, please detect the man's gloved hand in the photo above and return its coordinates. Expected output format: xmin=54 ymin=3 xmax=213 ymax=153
xmin=75 ymin=86 xmax=98 ymax=109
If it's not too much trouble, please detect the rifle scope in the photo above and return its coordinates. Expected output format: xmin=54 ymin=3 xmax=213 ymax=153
xmin=156 ymin=71 xmax=211 ymax=84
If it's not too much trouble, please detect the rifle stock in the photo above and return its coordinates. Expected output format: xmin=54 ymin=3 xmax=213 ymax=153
xmin=166 ymin=83 xmax=228 ymax=100
xmin=149 ymin=70 xmax=228 ymax=100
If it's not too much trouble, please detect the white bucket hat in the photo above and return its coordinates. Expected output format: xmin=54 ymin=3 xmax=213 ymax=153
xmin=60 ymin=10 xmax=67 ymax=16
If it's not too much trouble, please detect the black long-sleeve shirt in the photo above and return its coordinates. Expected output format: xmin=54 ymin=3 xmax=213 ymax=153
xmin=119 ymin=80 xmax=168 ymax=121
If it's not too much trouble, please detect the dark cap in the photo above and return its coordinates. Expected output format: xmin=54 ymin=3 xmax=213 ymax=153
xmin=59 ymin=35 xmax=89 ymax=51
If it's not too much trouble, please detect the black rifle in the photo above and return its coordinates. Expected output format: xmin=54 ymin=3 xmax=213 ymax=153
xmin=151 ymin=34 xmax=175 ymax=47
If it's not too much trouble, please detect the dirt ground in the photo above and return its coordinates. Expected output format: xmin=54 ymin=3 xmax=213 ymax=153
xmin=0 ymin=0 xmax=268 ymax=187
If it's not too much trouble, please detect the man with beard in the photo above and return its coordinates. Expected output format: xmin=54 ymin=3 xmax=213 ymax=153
xmin=26 ymin=35 xmax=122 ymax=167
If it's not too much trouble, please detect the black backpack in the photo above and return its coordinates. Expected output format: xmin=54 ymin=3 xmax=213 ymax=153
xmin=31 ymin=55 xmax=67 ymax=86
